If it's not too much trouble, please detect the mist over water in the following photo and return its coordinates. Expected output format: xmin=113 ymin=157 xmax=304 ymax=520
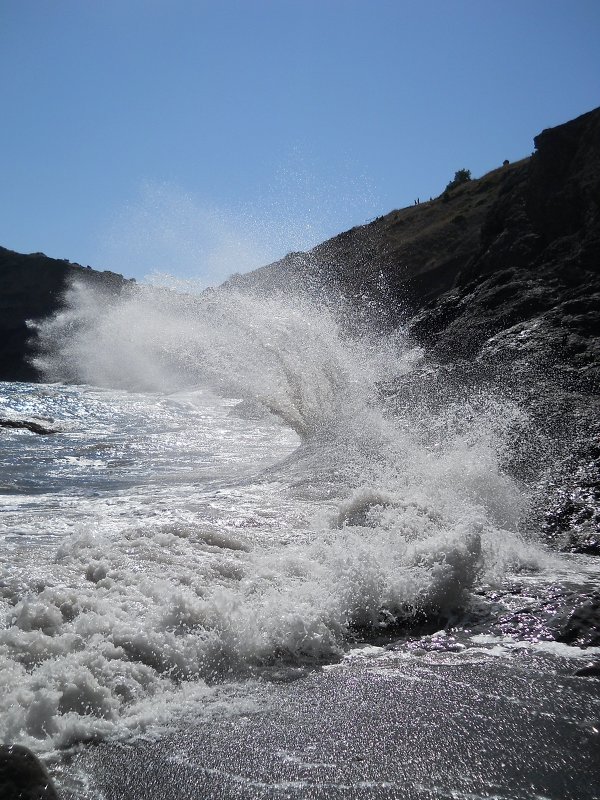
xmin=1 ymin=279 xmax=548 ymax=753
xmin=34 ymin=281 xmax=411 ymax=430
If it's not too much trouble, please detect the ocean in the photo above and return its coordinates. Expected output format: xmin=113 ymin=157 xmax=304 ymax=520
xmin=1 ymin=281 xmax=598 ymax=798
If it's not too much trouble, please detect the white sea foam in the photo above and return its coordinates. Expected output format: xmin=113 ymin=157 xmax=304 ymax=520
xmin=0 ymin=280 xmax=550 ymax=751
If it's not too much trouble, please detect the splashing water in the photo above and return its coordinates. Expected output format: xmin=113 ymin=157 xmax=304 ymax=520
xmin=0 ymin=279 xmax=545 ymax=752
xmin=33 ymin=281 xmax=414 ymax=433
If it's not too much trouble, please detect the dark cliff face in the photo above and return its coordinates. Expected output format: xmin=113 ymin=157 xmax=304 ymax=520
xmin=0 ymin=248 xmax=130 ymax=382
xmin=412 ymin=107 xmax=600 ymax=385
xmin=230 ymin=107 xmax=600 ymax=553
xmin=231 ymin=107 xmax=599 ymax=392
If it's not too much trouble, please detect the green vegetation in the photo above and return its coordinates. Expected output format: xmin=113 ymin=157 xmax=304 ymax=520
xmin=445 ymin=169 xmax=472 ymax=192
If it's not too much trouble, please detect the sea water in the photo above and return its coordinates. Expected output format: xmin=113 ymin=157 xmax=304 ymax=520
xmin=0 ymin=281 xmax=598 ymax=796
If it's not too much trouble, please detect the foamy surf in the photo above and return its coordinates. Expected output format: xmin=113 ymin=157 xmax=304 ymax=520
xmin=0 ymin=281 xmax=557 ymax=754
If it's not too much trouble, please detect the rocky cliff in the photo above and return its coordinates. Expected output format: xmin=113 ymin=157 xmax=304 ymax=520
xmin=229 ymin=107 xmax=600 ymax=554
xmin=231 ymin=107 xmax=599 ymax=391
xmin=0 ymin=248 xmax=131 ymax=382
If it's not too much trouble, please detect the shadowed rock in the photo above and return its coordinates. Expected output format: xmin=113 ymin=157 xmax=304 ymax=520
xmin=0 ymin=247 xmax=131 ymax=383
xmin=0 ymin=745 xmax=59 ymax=799
xmin=574 ymin=662 xmax=600 ymax=677
xmin=553 ymin=592 xmax=600 ymax=648
xmin=0 ymin=417 xmax=57 ymax=435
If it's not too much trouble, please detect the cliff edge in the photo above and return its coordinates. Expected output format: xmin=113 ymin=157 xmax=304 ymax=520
xmin=231 ymin=107 xmax=600 ymax=392
xmin=229 ymin=107 xmax=600 ymax=554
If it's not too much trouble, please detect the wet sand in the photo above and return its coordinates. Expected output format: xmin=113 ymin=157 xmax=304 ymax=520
xmin=58 ymin=642 xmax=600 ymax=800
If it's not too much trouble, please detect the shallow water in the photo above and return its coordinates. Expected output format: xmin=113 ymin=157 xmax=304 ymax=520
xmin=57 ymin=636 xmax=600 ymax=800
xmin=1 ymin=282 xmax=598 ymax=796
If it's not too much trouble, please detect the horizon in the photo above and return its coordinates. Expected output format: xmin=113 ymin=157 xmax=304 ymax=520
xmin=1 ymin=1 xmax=599 ymax=285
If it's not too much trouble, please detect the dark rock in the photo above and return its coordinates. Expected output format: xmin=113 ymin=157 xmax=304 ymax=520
xmin=0 ymin=745 xmax=59 ymax=799
xmin=552 ymin=592 xmax=600 ymax=647
xmin=232 ymin=107 xmax=600 ymax=554
xmin=541 ymin=440 xmax=600 ymax=554
xmin=0 ymin=417 xmax=58 ymax=435
xmin=574 ymin=662 xmax=600 ymax=677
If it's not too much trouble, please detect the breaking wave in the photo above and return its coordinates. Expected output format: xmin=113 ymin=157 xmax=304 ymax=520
xmin=0 ymin=279 xmax=545 ymax=750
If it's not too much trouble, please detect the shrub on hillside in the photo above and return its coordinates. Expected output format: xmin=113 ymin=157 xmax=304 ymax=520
xmin=445 ymin=169 xmax=472 ymax=192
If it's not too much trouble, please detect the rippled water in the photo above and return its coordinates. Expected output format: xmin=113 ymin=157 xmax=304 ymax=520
xmin=1 ymin=281 xmax=598 ymax=797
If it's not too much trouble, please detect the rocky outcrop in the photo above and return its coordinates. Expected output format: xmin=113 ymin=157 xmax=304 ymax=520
xmin=411 ymin=108 xmax=600 ymax=385
xmin=0 ymin=416 xmax=57 ymax=435
xmin=232 ymin=107 xmax=599 ymax=389
xmin=231 ymin=107 xmax=600 ymax=553
xmin=553 ymin=591 xmax=600 ymax=648
xmin=0 ymin=248 xmax=131 ymax=382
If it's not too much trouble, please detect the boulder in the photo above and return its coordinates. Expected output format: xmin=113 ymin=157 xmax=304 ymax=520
xmin=0 ymin=745 xmax=59 ymax=800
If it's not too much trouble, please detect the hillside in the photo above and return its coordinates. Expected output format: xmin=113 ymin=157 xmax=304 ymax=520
xmin=228 ymin=107 xmax=600 ymax=554
xmin=230 ymin=107 xmax=600 ymax=391
xmin=0 ymin=248 xmax=131 ymax=382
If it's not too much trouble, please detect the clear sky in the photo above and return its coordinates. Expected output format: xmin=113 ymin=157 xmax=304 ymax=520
xmin=1 ymin=1 xmax=599 ymax=284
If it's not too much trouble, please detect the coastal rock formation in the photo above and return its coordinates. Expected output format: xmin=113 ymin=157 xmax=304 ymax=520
xmin=230 ymin=107 xmax=600 ymax=553
xmin=1 ymin=108 xmax=598 ymax=552
xmin=0 ymin=248 xmax=130 ymax=382
xmin=0 ymin=416 xmax=57 ymax=435
xmin=231 ymin=107 xmax=599 ymax=390
xmin=553 ymin=591 xmax=600 ymax=648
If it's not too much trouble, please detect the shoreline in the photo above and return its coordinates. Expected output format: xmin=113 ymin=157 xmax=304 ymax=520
xmin=56 ymin=637 xmax=600 ymax=799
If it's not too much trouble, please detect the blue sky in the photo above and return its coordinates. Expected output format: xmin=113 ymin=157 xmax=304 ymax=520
xmin=1 ymin=1 xmax=599 ymax=284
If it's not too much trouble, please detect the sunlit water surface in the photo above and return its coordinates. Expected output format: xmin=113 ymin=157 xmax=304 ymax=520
xmin=1 ymin=283 xmax=598 ymax=798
